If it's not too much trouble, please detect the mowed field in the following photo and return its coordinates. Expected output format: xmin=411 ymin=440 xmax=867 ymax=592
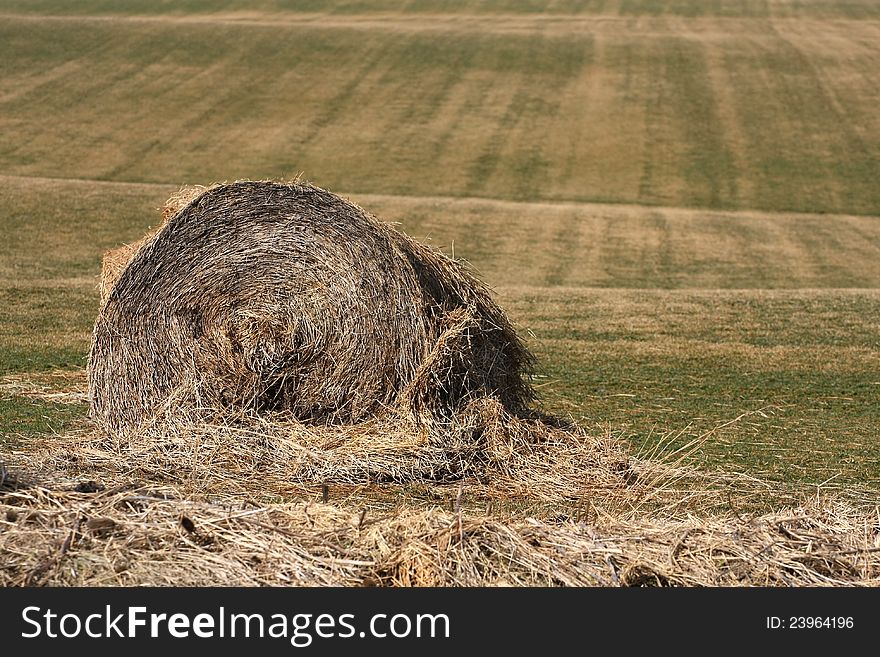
xmin=1 ymin=1 xmax=879 ymax=501
xmin=2 ymin=0 xmax=880 ymax=213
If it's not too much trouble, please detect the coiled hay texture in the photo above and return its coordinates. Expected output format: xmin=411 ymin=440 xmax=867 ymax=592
xmin=98 ymin=185 xmax=210 ymax=304
xmin=89 ymin=181 xmax=533 ymax=435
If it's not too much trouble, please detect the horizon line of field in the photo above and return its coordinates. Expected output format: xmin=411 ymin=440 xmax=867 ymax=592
xmin=4 ymin=11 xmax=878 ymax=30
xmin=4 ymin=172 xmax=879 ymax=224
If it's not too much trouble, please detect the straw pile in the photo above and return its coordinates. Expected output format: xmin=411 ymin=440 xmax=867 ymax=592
xmin=2 ymin=364 xmax=878 ymax=586
xmin=90 ymin=181 xmax=532 ymax=436
xmin=2 ymin=449 xmax=877 ymax=586
xmin=5 ymin=367 xmax=878 ymax=587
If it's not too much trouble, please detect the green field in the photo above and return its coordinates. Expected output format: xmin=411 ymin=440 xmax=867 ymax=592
xmin=1 ymin=0 xmax=879 ymax=500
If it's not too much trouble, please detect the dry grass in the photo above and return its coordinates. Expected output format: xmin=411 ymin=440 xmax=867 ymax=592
xmin=2 ymin=435 xmax=878 ymax=586
xmin=0 ymin=370 xmax=87 ymax=405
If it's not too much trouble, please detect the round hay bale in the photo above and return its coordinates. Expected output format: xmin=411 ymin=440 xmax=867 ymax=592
xmin=89 ymin=180 xmax=533 ymax=434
